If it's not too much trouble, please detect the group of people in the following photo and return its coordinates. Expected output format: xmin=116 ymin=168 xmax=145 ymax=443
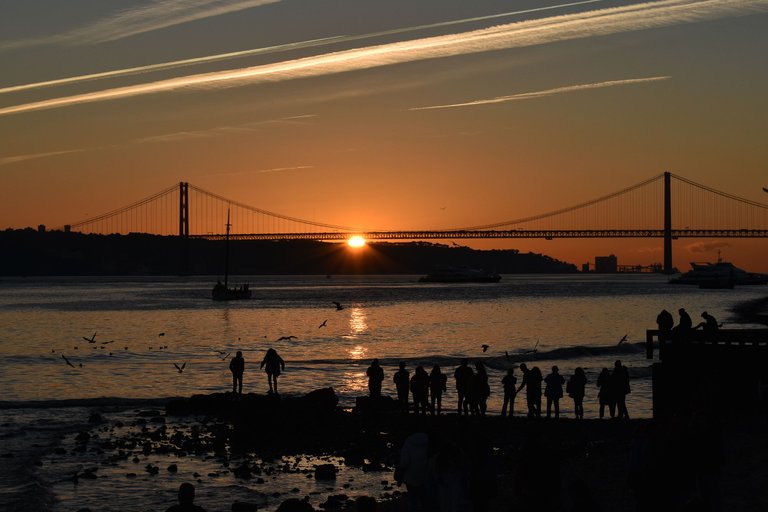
xmin=656 ymin=308 xmax=720 ymax=338
xmin=368 ymin=358 xmax=632 ymax=419
xmin=228 ymin=348 xmax=285 ymax=395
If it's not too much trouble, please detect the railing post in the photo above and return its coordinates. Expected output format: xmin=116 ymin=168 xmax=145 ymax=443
xmin=663 ymin=171 xmax=673 ymax=274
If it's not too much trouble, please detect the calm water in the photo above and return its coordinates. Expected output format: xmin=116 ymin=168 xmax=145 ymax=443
xmin=0 ymin=274 xmax=765 ymax=511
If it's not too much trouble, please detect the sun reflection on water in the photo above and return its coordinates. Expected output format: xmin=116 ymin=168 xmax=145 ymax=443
xmin=348 ymin=307 xmax=368 ymax=335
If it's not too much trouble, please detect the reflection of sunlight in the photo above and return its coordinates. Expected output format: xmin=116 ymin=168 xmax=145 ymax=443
xmin=349 ymin=307 xmax=368 ymax=335
xmin=348 ymin=345 xmax=367 ymax=360
xmin=340 ymin=370 xmax=367 ymax=395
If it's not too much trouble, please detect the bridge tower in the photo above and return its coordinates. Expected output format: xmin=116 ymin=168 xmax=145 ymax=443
xmin=663 ymin=171 xmax=672 ymax=274
xmin=179 ymin=182 xmax=189 ymax=238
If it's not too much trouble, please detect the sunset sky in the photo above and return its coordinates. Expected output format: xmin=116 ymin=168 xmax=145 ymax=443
xmin=2 ymin=0 xmax=767 ymax=271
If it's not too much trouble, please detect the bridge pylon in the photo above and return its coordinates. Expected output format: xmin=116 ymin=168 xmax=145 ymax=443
xmin=179 ymin=182 xmax=189 ymax=238
xmin=663 ymin=171 xmax=673 ymax=274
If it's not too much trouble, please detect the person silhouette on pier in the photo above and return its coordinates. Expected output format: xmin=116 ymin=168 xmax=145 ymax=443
xmin=517 ymin=363 xmax=543 ymax=418
xmin=567 ymin=367 xmax=587 ymax=419
xmin=611 ymin=360 xmax=631 ymax=419
xmin=656 ymin=309 xmax=674 ymax=339
xmin=544 ymin=365 xmax=565 ymax=419
xmin=366 ymin=358 xmax=385 ymax=399
xmin=394 ymin=361 xmax=410 ymax=412
xmin=696 ymin=311 xmax=720 ymax=333
xmin=166 ymin=482 xmax=206 ymax=512
xmin=454 ymin=359 xmax=474 ymax=416
xmin=260 ymin=348 xmax=285 ymax=395
xmin=501 ymin=367 xmax=517 ymax=418
xmin=229 ymin=351 xmax=245 ymax=395
xmin=410 ymin=365 xmax=430 ymax=415
xmin=673 ymin=308 xmax=693 ymax=340
xmin=597 ymin=368 xmax=615 ymax=419
xmin=429 ymin=364 xmax=447 ymax=415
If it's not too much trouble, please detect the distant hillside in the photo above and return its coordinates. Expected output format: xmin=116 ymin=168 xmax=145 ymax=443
xmin=0 ymin=229 xmax=578 ymax=276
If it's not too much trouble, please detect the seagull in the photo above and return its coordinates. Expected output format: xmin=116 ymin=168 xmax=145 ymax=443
xmin=173 ymin=362 xmax=186 ymax=374
xmin=82 ymin=333 xmax=97 ymax=343
xmin=481 ymin=344 xmax=489 ymax=352
xmin=318 ymin=319 xmax=328 ymax=328
xmin=61 ymin=354 xmax=75 ymax=368
xmin=332 ymin=301 xmax=343 ymax=311
xmin=219 ymin=352 xmax=231 ymax=361
xmin=158 ymin=333 xmax=165 ymax=337
xmin=763 ymin=187 xmax=768 ymax=193
xmin=617 ymin=334 xmax=628 ymax=346
xmin=277 ymin=336 xmax=297 ymax=341
xmin=101 ymin=340 xmax=114 ymax=345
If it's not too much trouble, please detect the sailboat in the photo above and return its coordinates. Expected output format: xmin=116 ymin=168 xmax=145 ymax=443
xmin=212 ymin=209 xmax=252 ymax=301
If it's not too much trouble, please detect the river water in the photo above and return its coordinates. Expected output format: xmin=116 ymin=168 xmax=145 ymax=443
xmin=0 ymin=274 xmax=765 ymax=511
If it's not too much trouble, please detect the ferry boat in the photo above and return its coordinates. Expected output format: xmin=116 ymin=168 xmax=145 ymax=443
xmin=668 ymin=256 xmax=768 ymax=287
xmin=419 ymin=266 xmax=501 ymax=283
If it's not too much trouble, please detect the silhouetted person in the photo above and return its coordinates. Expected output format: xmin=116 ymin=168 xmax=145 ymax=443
xmin=656 ymin=309 xmax=674 ymax=342
xmin=597 ymin=368 xmax=615 ymax=419
xmin=410 ymin=365 xmax=430 ymax=415
xmin=366 ymin=358 xmax=384 ymax=399
xmin=474 ymin=361 xmax=490 ymax=416
xmin=166 ymin=482 xmax=206 ymax=512
xmin=656 ymin=309 xmax=674 ymax=332
xmin=544 ymin=365 xmax=565 ymax=419
xmin=229 ymin=351 xmax=245 ymax=395
xmin=567 ymin=367 xmax=587 ymax=419
xmin=611 ymin=360 xmax=630 ymax=419
xmin=393 ymin=361 xmax=410 ymax=412
xmin=429 ymin=364 xmax=447 ymax=415
xmin=468 ymin=433 xmax=497 ymax=512
xmin=355 ymin=496 xmax=378 ymax=512
xmin=260 ymin=348 xmax=285 ymax=394
xmin=430 ymin=438 xmax=470 ymax=511
xmin=517 ymin=363 xmax=543 ymax=418
xmin=396 ymin=431 xmax=430 ymax=512
xmin=696 ymin=311 xmax=719 ymax=333
xmin=501 ymin=367 xmax=517 ymax=417
xmin=454 ymin=359 xmax=474 ymax=415
xmin=673 ymin=308 xmax=693 ymax=340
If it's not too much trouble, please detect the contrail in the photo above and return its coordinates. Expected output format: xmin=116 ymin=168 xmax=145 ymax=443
xmin=1 ymin=0 xmax=765 ymax=117
xmin=408 ymin=76 xmax=671 ymax=110
xmin=0 ymin=1 xmax=601 ymax=96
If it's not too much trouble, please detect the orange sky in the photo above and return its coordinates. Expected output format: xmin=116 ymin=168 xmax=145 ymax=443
xmin=1 ymin=0 xmax=767 ymax=271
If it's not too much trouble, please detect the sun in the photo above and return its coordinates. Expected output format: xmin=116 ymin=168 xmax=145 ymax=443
xmin=347 ymin=235 xmax=366 ymax=248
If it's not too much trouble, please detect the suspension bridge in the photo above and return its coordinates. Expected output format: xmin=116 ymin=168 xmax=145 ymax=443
xmin=58 ymin=172 xmax=768 ymax=273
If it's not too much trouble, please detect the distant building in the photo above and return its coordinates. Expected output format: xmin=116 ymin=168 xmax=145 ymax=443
xmin=37 ymin=224 xmax=46 ymax=233
xmin=594 ymin=254 xmax=618 ymax=273
xmin=581 ymin=262 xmax=590 ymax=272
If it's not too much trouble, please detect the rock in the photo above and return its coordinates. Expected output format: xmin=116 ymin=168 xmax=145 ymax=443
xmin=88 ymin=413 xmax=103 ymax=424
xmin=314 ymin=464 xmax=337 ymax=480
xmin=75 ymin=431 xmax=90 ymax=442
xmin=167 ymin=464 xmax=178 ymax=473
xmin=232 ymin=463 xmax=252 ymax=479
xmin=276 ymin=498 xmax=315 ymax=512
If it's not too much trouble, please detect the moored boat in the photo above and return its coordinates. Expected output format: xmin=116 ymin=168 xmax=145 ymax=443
xmin=212 ymin=209 xmax=252 ymax=300
xmin=669 ymin=256 xmax=768 ymax=287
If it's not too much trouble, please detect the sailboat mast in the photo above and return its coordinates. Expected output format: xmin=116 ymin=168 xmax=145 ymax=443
xmin=224 ymin=208 xmax=231 ymax=288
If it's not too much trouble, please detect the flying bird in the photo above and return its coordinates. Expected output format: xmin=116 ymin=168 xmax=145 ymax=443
xmin=158 ymin=332 xmax=165 ymax=337
xmin=318 ymin=319 xmax=328 ymax=328
xmin=61 ymin=354 xmax=75 ymax=368
xmin=332 ymin=301 xmax=343 ymax=310
xmin=617 ymin=334 xmax=628 ymax=346
xmin=219 ymin=352 xmax=231 ymax=361
xmin=173 ymin=362 xmax=186 ymax=373
xmin=277 ymin=335 xmax=297 ymax=341
xmin=481 ymin=344 xmax=489 ymax=352
xmin=101 ymin=340 xmax=114 ymax=345
xmin=82 ymin=333 xmax=97 ymax=343
xmin=763 ymin=187 xmax=768 ymax=193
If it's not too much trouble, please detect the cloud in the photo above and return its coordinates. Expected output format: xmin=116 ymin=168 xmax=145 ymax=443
xmin=686 ymin=241 xmax=732 ymax=254
xmin=0 ymin=1 xmax=601 ymax=96
xmin=408 ymin=76 xmax=670 ymax=110
xmin=1 ymin=0 xmax=766 ymax=117
xmin=0 ymin=0 xmax=283 ymax=50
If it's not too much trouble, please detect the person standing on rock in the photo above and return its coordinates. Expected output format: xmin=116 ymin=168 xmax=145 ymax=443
xmin=453 ymin=359 xmax=474 ymax=415
xmin=229 ymin=351 xmax=245 ymax=395
xmin=394 ymin=361 xmax=410 ymax=412
xmin=366 ymin=358 xmax=385 ymax=398
xmin=260 ymin=348 xmax=285 ymax=394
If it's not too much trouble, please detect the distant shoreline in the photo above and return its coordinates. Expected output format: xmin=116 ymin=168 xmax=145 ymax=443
xmin=730 ymin=296 xmax=768 ymax=326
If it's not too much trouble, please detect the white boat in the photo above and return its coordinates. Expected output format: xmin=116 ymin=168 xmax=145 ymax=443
xmin=419 ymin=266 xmax=501 ymax=283
xmin=669 ymin=256 xmax=768 ymax=287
